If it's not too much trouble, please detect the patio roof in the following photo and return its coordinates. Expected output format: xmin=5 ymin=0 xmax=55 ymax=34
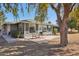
xmin=4 ymin=19 xmax=59 ymax=27
xmin=4 ymin=21 xmax=20 ymax=24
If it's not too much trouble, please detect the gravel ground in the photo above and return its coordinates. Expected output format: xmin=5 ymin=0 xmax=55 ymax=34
xmin=0 ymin=33 xmax=79 ymax=56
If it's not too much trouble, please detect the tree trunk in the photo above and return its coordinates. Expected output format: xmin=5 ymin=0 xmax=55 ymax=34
xmin=56 ymin=13 xmax=68 ymax=47
xmin=59 ymin=21 xmax=68 ymax=47
xmin=50 ymin=3 xmax=72 ymax=47
xmin=78 ymin=26 xmax=79 ymax=32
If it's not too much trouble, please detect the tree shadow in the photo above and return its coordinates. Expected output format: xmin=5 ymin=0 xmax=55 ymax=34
xmin=0 ymin=40 xmax=63 ymax=56
xmin=68 ymin=32 xmax=79 ymax=34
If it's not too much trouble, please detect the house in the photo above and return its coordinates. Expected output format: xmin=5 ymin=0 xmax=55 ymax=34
xmin=0 ymin=15 xmax=5 ymax=30
xmin=2 ymin=20 xmax=58 ymax=38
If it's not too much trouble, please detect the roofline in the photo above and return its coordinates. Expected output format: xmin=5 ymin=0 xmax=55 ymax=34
xmin=4 ymin=20 xmax=59 ymax=27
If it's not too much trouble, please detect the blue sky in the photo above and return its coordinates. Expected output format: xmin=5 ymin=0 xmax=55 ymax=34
xmin=5 ymin=4 xmax=57 ymax=25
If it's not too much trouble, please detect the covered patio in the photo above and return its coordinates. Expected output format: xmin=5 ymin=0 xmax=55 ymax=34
xmin=3 ymin=20 xmax=53 ymax=38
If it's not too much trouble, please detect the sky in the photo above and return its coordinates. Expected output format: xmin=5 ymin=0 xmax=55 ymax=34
xmin=5 ymin=4 xmax=57 ymax=25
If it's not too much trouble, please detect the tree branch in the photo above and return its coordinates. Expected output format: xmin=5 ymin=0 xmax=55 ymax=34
xmin=50 ymin=4 xmax=58 ymax=12
xmin=50 ymin=4 xmax=63 ymax=24
xmin=70 ymin=3 xmax=76 ymax=12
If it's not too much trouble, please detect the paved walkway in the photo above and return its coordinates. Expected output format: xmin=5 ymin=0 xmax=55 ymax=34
xmin=0 ymin=36 xmax=7 ymax=43
xmin=2 ymin=35 xmax=16 ymax=43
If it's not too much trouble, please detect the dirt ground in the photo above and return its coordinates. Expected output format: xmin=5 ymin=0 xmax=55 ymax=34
xmin=48 ymin=33 xmax=79 ymax=56
xmin=0 ymin=33 xmax=79 ymax=56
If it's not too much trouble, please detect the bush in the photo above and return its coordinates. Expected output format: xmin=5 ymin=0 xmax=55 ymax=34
xmin=40 ymin=32 xmax=43 ymax=35
xmin=10 ymin=30 xmax=24 ymax=38
xmin=52 ymin=27 xmax=58 ymax=35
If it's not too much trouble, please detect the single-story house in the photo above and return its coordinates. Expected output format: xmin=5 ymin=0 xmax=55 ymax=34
xmin=2 ymin=20 xmax=58 ymax=38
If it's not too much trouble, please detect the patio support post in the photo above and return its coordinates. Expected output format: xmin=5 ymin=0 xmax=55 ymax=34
xmin=28 ymin=23 xmax=30 ymax=33
xmin=34 ymin=23 xmax=36 ymax=33
xmin=24 ymin=23 xmax=26 ymax=38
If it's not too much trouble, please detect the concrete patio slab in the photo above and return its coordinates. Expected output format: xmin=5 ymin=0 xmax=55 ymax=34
xmin=17 ymin=35 xmax=60 ymax=43
xmin=2 ymin=35 xmax=16 ymax=43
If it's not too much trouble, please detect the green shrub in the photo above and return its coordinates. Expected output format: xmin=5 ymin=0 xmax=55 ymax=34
xmin=52 ymin=27 xmax=58 ymax=35
xmin=11 ymin=30 xmax=24 ymax=38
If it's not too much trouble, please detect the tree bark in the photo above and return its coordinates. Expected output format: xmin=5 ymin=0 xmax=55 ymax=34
xmin=78 ymin=26 xmax=79 ymax=32
xmin=59 ymin=20 xmax=68 ymax=47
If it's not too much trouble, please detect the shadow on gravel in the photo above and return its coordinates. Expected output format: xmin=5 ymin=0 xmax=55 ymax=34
xmin=0 ymin=41 xmax=63 ymax=56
